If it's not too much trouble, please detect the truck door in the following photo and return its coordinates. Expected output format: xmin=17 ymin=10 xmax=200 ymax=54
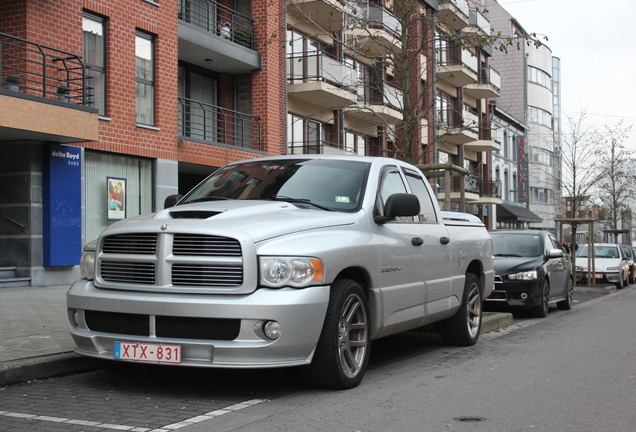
xmin=373 ymin=166 xmax=427 ymax=331
xmin=402 ymin=168 xmax=452 ymax=317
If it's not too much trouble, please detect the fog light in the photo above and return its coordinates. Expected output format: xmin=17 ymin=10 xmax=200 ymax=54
xmin=521 ymin=293 xmax=528 ymax=300
xmin=73 ymin=310 xmax=81 ymax=326
xmin=264 ymin=321 xmax=281 ymax=340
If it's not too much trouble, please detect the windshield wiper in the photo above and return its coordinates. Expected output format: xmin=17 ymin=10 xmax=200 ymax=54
xmin=270 ymin=196 xmax=334 ymax=212
xmin=185 ymin=196 xmax=233 ymax=204
xmin=495 ymin=253 xmax=522 ymax=257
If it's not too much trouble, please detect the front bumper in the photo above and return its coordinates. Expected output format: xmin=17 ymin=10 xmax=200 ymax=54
xmin=484 ymin=279 xmax=543 ymax=310
xmin=575 ymin=271 xmax=621 ymax=284
xmin=67 ymin=280 xmax=330 ymax=368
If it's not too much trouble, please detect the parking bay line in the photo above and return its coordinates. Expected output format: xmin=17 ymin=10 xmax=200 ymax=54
xmin=0 ymin=398 xmax=269 ymax=431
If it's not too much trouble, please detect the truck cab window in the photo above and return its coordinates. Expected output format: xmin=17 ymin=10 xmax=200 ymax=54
xmin=377 ymin=167 xmax=414 ymax=222
xmin=403 ymin=169 xmax=438 ymax=223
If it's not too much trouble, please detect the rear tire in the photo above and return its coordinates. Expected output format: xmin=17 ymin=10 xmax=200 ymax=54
xmin=557 ymin=277 xmax=573 ymax=310
xmin=301 ymin=279 xmax=370 ymax=389
xmin=438 ymin=273 xmax=482 ymax=346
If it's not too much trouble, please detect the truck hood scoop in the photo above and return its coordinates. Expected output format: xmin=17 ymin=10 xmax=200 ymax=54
xmin=169 ymin=210 xmax=222 ymax=219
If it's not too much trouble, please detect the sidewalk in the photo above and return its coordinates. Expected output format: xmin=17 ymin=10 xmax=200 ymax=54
xmin=0 ymin=285 xmax=99 ymax=386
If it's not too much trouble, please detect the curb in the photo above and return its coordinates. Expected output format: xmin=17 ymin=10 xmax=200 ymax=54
xmin=482 ymin=312 xmax=514 ymax=333
xmin=0 ymin=352 xmax=100 ymax=387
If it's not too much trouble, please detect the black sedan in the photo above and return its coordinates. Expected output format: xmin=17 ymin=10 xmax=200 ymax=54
xmin=485 ymin=230 xmax=574 ymax=317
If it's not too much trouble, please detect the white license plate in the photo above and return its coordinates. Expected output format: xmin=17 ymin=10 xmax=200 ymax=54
xmin=594 ymin=274 xmax=604 ymax=279
xmin=114 ymin=342 xmax=181 ymax=364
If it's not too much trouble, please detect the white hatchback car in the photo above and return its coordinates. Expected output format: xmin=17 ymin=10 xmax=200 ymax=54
xmin=575 ymin=243 xmax=630 ymax=289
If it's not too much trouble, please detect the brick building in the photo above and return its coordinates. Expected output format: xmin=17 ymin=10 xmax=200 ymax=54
xmin=0 ymin=0 xmax=285 ymax=286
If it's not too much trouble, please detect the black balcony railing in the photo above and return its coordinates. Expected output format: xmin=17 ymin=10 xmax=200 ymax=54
xmin=178 ymin=97 xmax=262 ymax=150
xmin=0 ymin=32 xmax=92 ymax=106
xmin=179 ymin=0 xmax=255 ymax=49
xmin=481 ymin=179 xmax=502 ymax=198
xmin=437 ymin=176 xmax=501 ymax=198
xmin=287 ymin=51 xmax=357 ymax=91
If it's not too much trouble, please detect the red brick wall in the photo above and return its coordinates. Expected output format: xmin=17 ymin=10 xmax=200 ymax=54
xmin=0 ymin=0 xmax=287 ymax=168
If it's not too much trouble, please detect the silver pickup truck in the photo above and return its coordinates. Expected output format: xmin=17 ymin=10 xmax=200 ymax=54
xmin=67 ymin=155 xmax=494 ymax=389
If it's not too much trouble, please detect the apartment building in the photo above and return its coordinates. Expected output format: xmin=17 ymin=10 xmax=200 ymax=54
xmin=0 ymin=0 xmax=286 ymax=286
xmin=0 ymin=0 xmax=508 ymax=287
xmin=485 ymin=0 xmax=562 ymax=230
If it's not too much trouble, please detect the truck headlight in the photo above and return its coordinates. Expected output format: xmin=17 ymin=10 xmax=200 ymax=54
xmin=259 ymin=257 xmax=324 ymax=288
xmin=79 ymin=241 xmax=97 ymax=280
xmin=508 ymin=270 xmax=537 ymax=280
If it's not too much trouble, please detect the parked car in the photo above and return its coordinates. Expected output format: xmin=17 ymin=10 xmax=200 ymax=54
xmin=575 ymin=243 xmax=630 ymax=289
xmin=67 ymin=155 xmax=495 ymax=390
xmin=619 ymin=244 xmax=635 ymax=284
xmin=485 ymin=230 xmax=573 ymax=318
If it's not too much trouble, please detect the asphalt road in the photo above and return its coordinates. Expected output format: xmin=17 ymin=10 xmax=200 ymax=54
xmin=0 ymin=287 xmax=632 ymax=432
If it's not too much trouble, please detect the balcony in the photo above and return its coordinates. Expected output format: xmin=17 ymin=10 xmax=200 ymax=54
xmin=0 ymin=32 xmax=98 ymax=143
xmin=287 ymin=51 xmax=358 ymax=108
xmin=464 ymin=66 xmax=500 ymax=99
xmin=178 ymin=0 xmax=260 ymax=74
xmin=344 ymin=4 xmax=402 ymax=58
xmin=345 ymin=81 xmax=403 ymax=125
xmin=436 ymin=46 xmax=478 ymax=87
xmin=437 ymin=0 xmax=470 ymax=30
xmin=437 ymin=175 xmax=501 ymax=204
xmin=464 ymin=139 xmax=501 ymax=152
xmin=288 ymin=139 xmax=360 ymax=155
xmin=437 ymin=107 xmax=478 ymax=146
xmin=178 ymin=97 xmax=263 ymax=150
xmin=461 ymin=8 xmax=492 ymax=46
xmin=287 ymin=0 xmax=349 ymax=32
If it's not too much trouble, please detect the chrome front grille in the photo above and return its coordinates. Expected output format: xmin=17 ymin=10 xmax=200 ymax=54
xmin=172 ymin=264 xmax=243 ymax=286
xmin=101 ymin=261 xmax=155 ymax=284
xmin=173 ymin=234 xmax=241 ymax=256
xmin=103 ymin=234 xmax=157 ymax=254
xmin=98 ymin=233 xmax=244 ymax=290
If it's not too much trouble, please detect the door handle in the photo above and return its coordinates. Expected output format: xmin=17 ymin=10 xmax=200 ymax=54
xmin=440 ymin=236 xmax=450 ymax=245
xmin=412 ymin=237 xmax=424 ymax=246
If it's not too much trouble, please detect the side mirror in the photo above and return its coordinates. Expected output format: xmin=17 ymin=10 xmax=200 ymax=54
xmin=375 ymin=193 xmax=420 ymax=224
xmin=548 ymin=248 xmax=564 ymax=258
xmin=164 ymin=194 xmax=183 ymax=209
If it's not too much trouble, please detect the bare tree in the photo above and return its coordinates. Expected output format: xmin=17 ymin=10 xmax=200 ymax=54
xmin=560 ymin=110 xmax=604 ymax=219
xmin=595 ymin=120 xmax=635 ymax=231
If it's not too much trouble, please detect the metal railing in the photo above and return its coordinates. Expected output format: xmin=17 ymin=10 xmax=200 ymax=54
xmin=179 ymin=0 xmax=255 ymax=49
xmin=439 ymin=0 xmax=470 ymax=17
xmin=355 ymin=80 xmax=402 ymax=110
xmin=287 ymin=139 xmax=353 ymax=155
xmin=436 ymin=175 xmax=501 ymax=198
xmin=478 ymin=65 xmax=501 ymax=89
xmin=469 ymin=8 xmax=491 ymax=34
xmin=0 ymin=32 xmax=92 ymax=105
xmin=349 ymin=2 xmax=402 ymax=37
xmin=286 ymin=51 xmax=357 ymax=90
xmin=178 ymin=97 xmax=262 ymax=150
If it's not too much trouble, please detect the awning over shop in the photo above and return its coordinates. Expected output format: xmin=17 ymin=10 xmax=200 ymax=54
xmin=497 ymin=203 xmax=543 ymax=223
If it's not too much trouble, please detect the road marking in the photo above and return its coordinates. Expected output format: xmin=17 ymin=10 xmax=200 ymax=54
xmin=0 ymin=398 xmax=268 ymax=431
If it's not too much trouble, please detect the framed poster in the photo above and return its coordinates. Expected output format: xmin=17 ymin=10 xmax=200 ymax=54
xmin=107 ymin=177 xmax=126 ymax=220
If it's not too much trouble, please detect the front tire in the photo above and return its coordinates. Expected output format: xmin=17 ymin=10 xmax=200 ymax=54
xmin=531 ymin=279 xmax=550 ymax=318
xmin=301 ymin=279 xmax=370 ymax=389
xmin=438 ymin=273 xmax=482 ymax=346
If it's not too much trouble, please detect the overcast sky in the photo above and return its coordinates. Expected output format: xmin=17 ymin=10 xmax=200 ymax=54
xmin=497 ymin=0 xmax=636 ymax=148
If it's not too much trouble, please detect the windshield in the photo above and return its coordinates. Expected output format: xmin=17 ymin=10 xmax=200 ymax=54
xmin=180 ymin=158 xmax=370 ymax=212
xmin=491 ymin=233 xmax=542 ymax=257
xmin=576 ymin=245 xmax=621 ymax=259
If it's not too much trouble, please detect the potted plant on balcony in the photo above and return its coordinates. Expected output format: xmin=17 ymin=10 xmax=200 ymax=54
xmin=5 ymin=75 xmax=19 ymax=92
xmin=57 ymin=85 xmax=70 ymax=102
xmin=233 ymin=28 xmax=251 ymax=48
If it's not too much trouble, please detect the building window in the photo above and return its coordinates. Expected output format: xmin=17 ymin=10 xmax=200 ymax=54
xmin=531 ymin=187 xmax=551 ymax=204
xmin=83 ymin=13 xmax=106 ymax=115
xmin=135 ymin=31 xmax=155 ymax=126
xmin=287 ymin=113 xmax=327 ymax=154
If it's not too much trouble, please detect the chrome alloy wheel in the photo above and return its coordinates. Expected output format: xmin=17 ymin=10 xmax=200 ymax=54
xmin=337 ymin=293 xmax=368 ymax=379
xmin=466 ymin=282 xmax=482 ymax=339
